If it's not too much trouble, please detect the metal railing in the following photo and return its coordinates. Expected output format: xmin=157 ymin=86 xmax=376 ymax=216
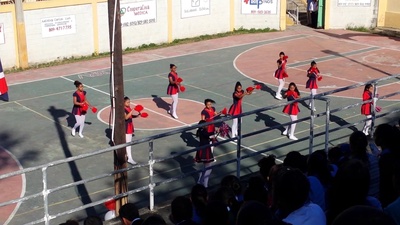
xmin=287 ymin=0 xmax=300 ymax=24
xmin=0 ymin=75 xmax=399 ymax=224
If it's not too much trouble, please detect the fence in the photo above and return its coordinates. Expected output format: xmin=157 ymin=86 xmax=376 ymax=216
xmin=0 ymin=75 xmax=399 ymax=225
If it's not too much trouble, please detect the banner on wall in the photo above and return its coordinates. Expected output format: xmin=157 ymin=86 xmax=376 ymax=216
xmin=120 ymin=0 xmax=157 ymax=27
xmin=0 ymin=23 xmax=4 ymax=44
xmin=41 ymin=15 xmax=76 ymax=38
xmin=181 ymin=0 xmax=210 ymax=18
xmin=338 ymin=0 xmax=371 ymax=6
xmin=241 ymin=0 xmax=277 ymax=15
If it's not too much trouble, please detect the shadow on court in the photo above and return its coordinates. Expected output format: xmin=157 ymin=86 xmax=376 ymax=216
xmin=48 ymin=106 xmax=97 ymax=216
xmin=152 ymin=95 xmax=170 ymax=111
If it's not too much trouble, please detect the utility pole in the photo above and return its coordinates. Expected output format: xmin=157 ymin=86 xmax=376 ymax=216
xmin=15 ymin=0 xmax=28 ymax=68
xmin=107 ymin=0 xmax=127 ymax=215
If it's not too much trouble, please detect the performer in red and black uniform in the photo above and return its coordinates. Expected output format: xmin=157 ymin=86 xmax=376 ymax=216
xmin=124 ymin=96 xmax=140 ymax=164
xmin=274 ymin=52 xmax=289 ymax=100
xmin=282 ymin=82 xmax=301 ymax=140
xmin=201 ymin=99 xmax=219 ymax=134
xmin=166 ymin=64 xmax=180 ymax=119
xmin=361 ymin=84 xmax=374 ymax=136
xmin=305 ymin=60 xmax=321 ymax=111
xmin=228 ymin=81 xmax=252 ymax=138
xmin=195 ymin=120 xmax=215 ymax=188
xmin=71 ymin=80 xmax=91 ymax=138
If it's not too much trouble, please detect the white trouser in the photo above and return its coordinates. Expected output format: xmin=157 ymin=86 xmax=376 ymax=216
xmin=170 ymin=93 xmax=179 ymax=117
xmin=126 ymin=133 xmax=133 ymax=161
xmin=363 ymin=115 xmax=372 ymax=135
xmin=284 ymin=115 xmax=298 ymax=137
xmin=198 ymin=162 xmax=212 ymax=188
xmin=309 ymin=89 xmax=317 ymax=106
xmin=73 ymin=115 xmax=86 ymax=134
xmin=231 ymin=118 xmax=241 ymax=138
xmin=276 ymin=79 xmax=285 ymax=97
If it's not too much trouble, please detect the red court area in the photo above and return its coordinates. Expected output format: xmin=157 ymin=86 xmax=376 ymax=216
xmin=235 ymin=35 xmax=400 ymax=100
xmin=98 ymin=98 xmax=205 ymax=130
xmin=0 ymin=148 xmax=24 ymax=225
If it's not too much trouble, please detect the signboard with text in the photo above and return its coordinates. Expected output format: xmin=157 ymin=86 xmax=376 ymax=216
xmin=0 ymin=23 xmax=4 ymax=44
xmin=41 ymin=15 xmax=76 ymax=38
xmin=338 ymin=0 xmax=371 ymax=6
xmin=181 ymin=0 xmax=210 ymax=18
xmin=241 ymin=0 xmax=277 ymax=15
xmin=120 ymin=0 xmax=157 ymax=27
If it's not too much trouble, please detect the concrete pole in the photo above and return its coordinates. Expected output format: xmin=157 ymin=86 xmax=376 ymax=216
xmin=107 ymin=0 xmax=128 ymax=215
xmin=15 ymin=0 xmax=29 ymax=69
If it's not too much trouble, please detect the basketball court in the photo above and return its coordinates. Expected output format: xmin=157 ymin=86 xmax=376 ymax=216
xmin=1 ymin=26 xmax=399 ymax=224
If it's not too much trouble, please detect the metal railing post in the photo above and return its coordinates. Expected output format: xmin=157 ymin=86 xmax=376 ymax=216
xmin=325 ymin=99 xmax=331 ymax=152
xmin=309 ymin=96 xmax=315 ymax=155
xmin=148 ymin=140 xmax=155 ymax=211
xmin=42 ymin=167 xmax=50 ymax=225
xmin=371 ymin=82 xmax=378 ymax=138
xmin=236 ymin=117 xmax=242 ymax=179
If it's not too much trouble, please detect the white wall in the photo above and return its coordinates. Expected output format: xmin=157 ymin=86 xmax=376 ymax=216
xmin=0 ymin=12 xmax=17 ymax=69
xmin=329 ymin=0 xmax=377 ymax=29
xmin=24 ymin=5 xmax=95 ymax=64
xmin=172 ymin=0 xmax=231 ymax=40
xmin=235 ymin=0 xmax=281 ymax=30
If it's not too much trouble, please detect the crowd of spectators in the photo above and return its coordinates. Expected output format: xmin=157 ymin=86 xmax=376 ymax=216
xmin=60 ymin=121 xmax=400 ymax=225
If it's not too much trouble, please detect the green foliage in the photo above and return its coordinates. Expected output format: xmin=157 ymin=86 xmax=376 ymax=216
xmin=5 ymin=27 xmax=276 ymax=74
xmin=346 ymin=25 xmax=371 ymax=32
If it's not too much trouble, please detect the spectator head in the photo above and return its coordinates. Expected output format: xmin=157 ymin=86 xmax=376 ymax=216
xmin=349 ymin=131 xmax=368 ymax=158
xmin=236 ymin=200 xmax=273 ymax=225
xmin=190 ymin=184 xmax=208 ymax=220
xmin=258 ymin=155 xmax=276 ymax=182
xmin=220 ymin=175 xmax=242 ymax=198
xmin=84 ymin=216 xmax=103 ymax=225
xmin=210 ymin=186 xmax=239 ymax=211
xmin=327 ymin=159 xmax=370 ymax=223
xmin=328 ymin=146 xmax=344 ymax=165
xmin=142 ymin=214 xmax=166 ymax=225
xmin=374 ymin=123 xmax=399 ymax=151
xmin=332 ymin=205 xmax=395 ymax=225
xmin=119 ymin=203 xmax=141 ymax=225
xmin=273 ymin=167 xmax=310 ymax=215
xmin=203 ymin=200 xmax=229 ymax=225
xmin=243 ymin=176 xmax=269 ymax=205
xmin=59 ymin=220 xmax=79 ymax=225
xmin=307 ymin=150 xmax=332 ymax=187
xmin=169 ymin=196 xmax=192 ymax=224
xmin=283 ymin=151 xmax=307 ymax=173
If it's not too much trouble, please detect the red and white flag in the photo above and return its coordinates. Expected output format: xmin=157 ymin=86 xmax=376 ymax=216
xmin=0 ymin=58 xmax=9 ymax=101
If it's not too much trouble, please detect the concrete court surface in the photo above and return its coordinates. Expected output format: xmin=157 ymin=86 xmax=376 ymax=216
xmin=0 ymin=25 xmax=399 ymax=224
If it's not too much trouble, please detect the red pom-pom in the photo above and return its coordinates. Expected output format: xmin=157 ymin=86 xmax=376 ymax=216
xmin=254 ymin=84 xmax=262 ymax=90
xmin=180 ymin=86 xmax=186 ymax=92
xmin=91 ymin=107 xmax=97 ymax=113
xmin=177 ymin=77 xmax=183 ymax=83
xmin=283 ymin=55 xmax=289 ymax=60
xmin=317 ymin=76 xmax=322 ymax=81
xmin=140 ymin=112 xmax=149 ymax=118
xmin=105 ymin=199 xmax=116 ymax=211
xmin=134 ymin=105 xmax=144 ymax=112
xmin=82 ymin=103 xmax=89 ymax=111
xmin=246 ymin=86 xmax=254 ymax=92
xmin=221 ymin=107 xmax=227 ymax=115
xmin=375 ymin=106 xmax=382 ymax=112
